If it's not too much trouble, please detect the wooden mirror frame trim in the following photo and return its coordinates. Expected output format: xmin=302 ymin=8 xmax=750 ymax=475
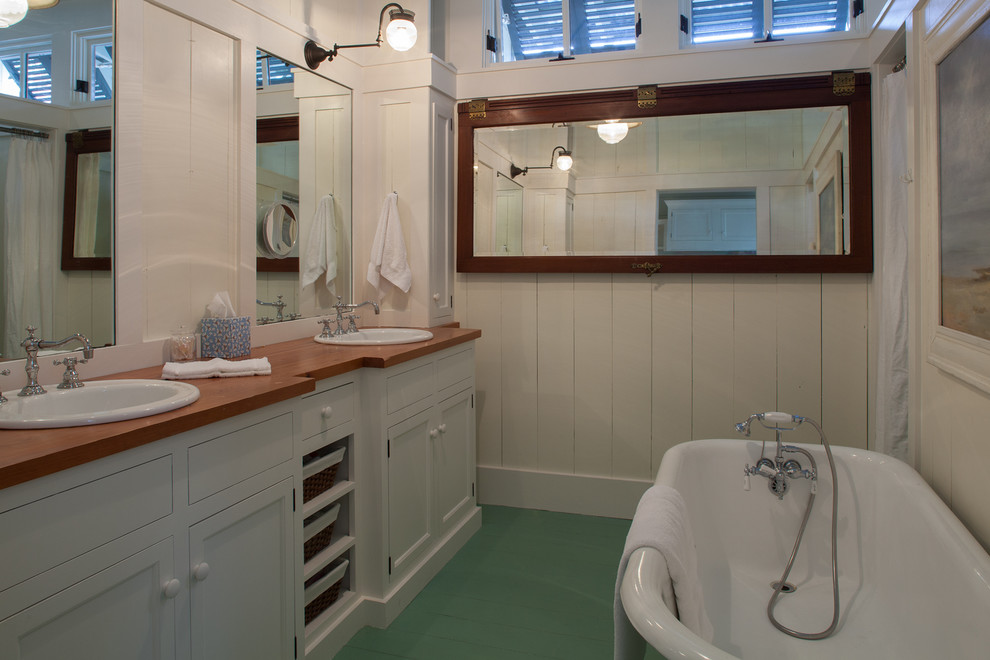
xmin=456 ymin=73 xmax=873 ymax=274
xmin=61 ymin=129 xmax=112 ymax=271
xmin=257 ymin=115 xmax=300 ymax=273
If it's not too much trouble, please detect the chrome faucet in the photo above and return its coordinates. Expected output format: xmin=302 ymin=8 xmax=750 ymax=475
xmin=320 ymin=296 xmax=381 ymax=337
xmin=257 ymin=295 xmax=288 ymax=323
xmin=738 ymin=412 xmax=816 ymax=499
xmin=19 ymin=326 xmax=94 ymax=396
xmin=0 ymin=368 xmax=9 ymax=404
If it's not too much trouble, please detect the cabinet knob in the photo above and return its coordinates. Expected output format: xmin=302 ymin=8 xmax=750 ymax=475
xmin=162 ymin=579 xmax=182 ymax=599
xmin=433 ymin=293 xmax=441 ymax=302
xmin=429 ymin=428 xmax=439 ymax=439
xmin=321 ymin=406 xmax=333 ymax=419
xmin=193 ymin=562 xmax=211 ymax=581
xmin=438 ymin=424 xmax=447 ymax=433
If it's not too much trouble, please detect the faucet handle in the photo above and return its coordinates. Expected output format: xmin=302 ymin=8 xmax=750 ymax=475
xmin=54 ymin=357 xmax=86 ymax=389
xmin=318 ymin=318 xmax=334 ymax=339
xmin=0 ymin=369 xmax=8 ymax=404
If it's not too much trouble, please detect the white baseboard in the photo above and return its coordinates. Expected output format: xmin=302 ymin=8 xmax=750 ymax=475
xmin=476 ymin=466 xmax=652 ymax=519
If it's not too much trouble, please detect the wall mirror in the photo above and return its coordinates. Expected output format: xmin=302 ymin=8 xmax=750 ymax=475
xmin=457 ymin=73 xmax=873 ymax=274
xmin=0 ymin=0 xmax=114 ymax=361
xmin=255 ymin=50 xmax=352 ymax=325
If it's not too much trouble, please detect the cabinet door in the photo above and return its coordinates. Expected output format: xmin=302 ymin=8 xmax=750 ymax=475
xmin=429 ymin=92 xmax=455 ymax=325
xmin=0 ymin=539 xmax=175 ymax=660
xmin=188 ymin=479 xmax=294 ymax=660
xmin=387 ymin=408 xmax=433 ymax=581
xmin=435 ymin=388 xmax=475 ymax=537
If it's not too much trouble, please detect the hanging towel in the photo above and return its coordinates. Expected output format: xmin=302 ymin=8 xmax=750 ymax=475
xmin=367 ymin=192 xmax=412 ymax=297
xmin=614 ymin=485 xmax=714 ymax=659
xmin=301 ymin=194 xmax=338 ymax=292
xmin=162 ymin=357 xmax=272 ymax=380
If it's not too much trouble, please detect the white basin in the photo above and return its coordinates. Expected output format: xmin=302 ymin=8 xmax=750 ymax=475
xmin=314 ymin=328 xmax=434 ymax=346
xmin=0 ymin=379 xmax=200 ymax=429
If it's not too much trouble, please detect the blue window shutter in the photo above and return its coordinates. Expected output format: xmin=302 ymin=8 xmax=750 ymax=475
xmin=691 ymin=0 xmax=762 ymax=43
xmin=570 ymin=0 xmax=637 ymax=55
xmin=772 ymin=0 xmax=848 ymax=35
xmin=25 ymin=51 xmax=52 ymax=104
xmin=503 ymin=0 xmax=564 ymax=60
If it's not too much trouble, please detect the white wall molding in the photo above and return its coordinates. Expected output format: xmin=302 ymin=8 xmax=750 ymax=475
xmin=477 ymin=465 xmax=652 ymax=520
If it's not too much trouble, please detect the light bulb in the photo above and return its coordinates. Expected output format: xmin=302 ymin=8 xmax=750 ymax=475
xmin=555 ymin=152 xmax=573 ymax=171
xmin=597 ymin=121 xmax=629 ymax=144
xmin=386 ymin=11 xmax=417 ymax=51
xmin=0 ymin=0 xmax=28 ymax=28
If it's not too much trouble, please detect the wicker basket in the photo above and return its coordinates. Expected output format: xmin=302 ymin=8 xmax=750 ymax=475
xmin=302 ymin=446 xmax=346 ymax=503
xmin=304 ymin=558 xmax=348 ymax=625
xmin=303 ymin=503 xmax=340 ymax=563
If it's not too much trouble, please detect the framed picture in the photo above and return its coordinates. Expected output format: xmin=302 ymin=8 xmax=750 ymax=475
xmin=924 ymin=2 xmax=990 ymax=393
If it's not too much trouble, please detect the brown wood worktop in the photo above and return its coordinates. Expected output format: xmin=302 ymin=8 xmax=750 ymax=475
xmin=0 ymin=326 xmax=480 ymax=491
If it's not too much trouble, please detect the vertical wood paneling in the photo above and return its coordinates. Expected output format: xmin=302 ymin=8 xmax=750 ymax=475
xmin=776 ymin=274 xmax=823 ymax=444
xmin=500 ymin=275 xmax=539 ymax=469
xmin=651 ymin=274 xmax=693 ymax=476
xmin=822 ymin=273 xmax=869 ymax=449
xmin=692 ymin=275 xmax=736 ymax=440
xmin=732 ymin=274 xmax=779 ymax=443
xmin=536 ymin=274 xmax=575 ymax=473
xmin=612 ymin=276 xmax=653 ymax=480
xmin=573 ymin=275 xmax=613 ymax=476
xmin=465 ymin=275 xmax=503 ymax=467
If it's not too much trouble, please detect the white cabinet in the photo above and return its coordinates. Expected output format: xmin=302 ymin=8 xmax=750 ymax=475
xmin=664 ymin=198 xmax=757 ymax=253
xmin=429 ymin=90 xmax=455 ymax=326
xmin=0 ymin=402 xmax=297 ymax=660
xmin=189 ymin=479 xmax=294 ymax=660
xmin=434 ymin=388 xmax=476 ymax=538
xmin=0 ymin=538 xmax=175 ymax=660
xmin=387 ymin=408 xmax=434 ymax=578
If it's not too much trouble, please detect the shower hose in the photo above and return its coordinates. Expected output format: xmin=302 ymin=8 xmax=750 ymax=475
xmin=767 ymin=416 xmax=840 ymax=640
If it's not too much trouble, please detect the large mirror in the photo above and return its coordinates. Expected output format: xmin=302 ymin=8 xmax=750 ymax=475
xmin=255 ymin=50 xmax=351 ymax=325
xmin=0 ymin=0 xmax=114 ymax=360
xmin=457 ymin=74 xmax=873 ymax=274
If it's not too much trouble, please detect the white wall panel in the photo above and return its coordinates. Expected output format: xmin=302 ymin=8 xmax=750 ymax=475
xmin=612 ymin=276 xmax=654 ymax=480
xmin=499 ymin=274 xmax=538 ymax=469
xmin=732 ymin=274 xmax=779 ymax=443
xmin=776 ymin=274 xmax=824 ymax=445
xmin=465 ymin=275 xmax=503 ymax=467
xmin=536 ymin=274 xmax=575 ymax=473
xmin=822 ymin=273 xmax=869 ymax=449
xmin=573 ymin=275 xmax=614 ymax=476
xmin=692 ymin=275 xmax=736 ymax=440
xmin=651 ymin=274 xmax=693 ymax=477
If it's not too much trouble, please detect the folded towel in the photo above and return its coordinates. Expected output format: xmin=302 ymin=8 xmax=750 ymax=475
xmin=614 ymin=485 xmax=714 ymax=659
xmin=301 ymin=194 xmax=338 ymax=293
xmin=367 ymin=192 xmax=412 ymax=298
xmin=162 ymin=357 xmax=271 ymax=380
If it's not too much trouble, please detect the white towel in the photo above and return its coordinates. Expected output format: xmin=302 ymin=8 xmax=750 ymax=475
xmin=162 ymin=357 xmax=271 ymax=380
xmin=366 ymin=192 xmax=412 ymax=298
xmin=301 ymin=194 xmax=338 ymax=292
xmin=614 ymin=485 xmax=714 ymax=659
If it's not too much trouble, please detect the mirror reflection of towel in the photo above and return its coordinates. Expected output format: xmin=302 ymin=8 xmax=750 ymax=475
xmin=367 ymin=192 xmax=411 ymax=297
xmin=301 ymin=194 xmax=337 ymax=291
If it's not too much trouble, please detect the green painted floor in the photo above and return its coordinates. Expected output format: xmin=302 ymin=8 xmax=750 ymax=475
xmin=336 ymin=505 xmax=666 ymax=659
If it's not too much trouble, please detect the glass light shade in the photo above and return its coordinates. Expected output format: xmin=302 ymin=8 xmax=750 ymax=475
xmin=597 ymin=121 xmax=629 ymax=144
xmin=0 ymin=0 xmax=27 ymax=28
xmin=386 ymin=15 xmax=417 ymax=51
xmin=555 ymin=153 xmax=573 ymax=171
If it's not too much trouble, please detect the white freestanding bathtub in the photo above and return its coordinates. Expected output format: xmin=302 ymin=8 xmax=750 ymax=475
xmin=620 ymin=439 xmax=990 ymax=659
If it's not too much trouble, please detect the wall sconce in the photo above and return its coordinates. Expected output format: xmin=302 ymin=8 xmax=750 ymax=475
xmin=588 ymin=120 xmax=642 ymax=144
xmin=510 ymin=145 xmax=573 ymax=178
xmin=0 ymin=0 xmax=59 ymax=29
xmin=304 ymin=2 xmax=416 ymax=69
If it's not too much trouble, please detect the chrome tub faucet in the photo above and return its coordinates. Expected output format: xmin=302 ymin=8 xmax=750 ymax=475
xmin=19 ymin=326 xmax=94 ymax=396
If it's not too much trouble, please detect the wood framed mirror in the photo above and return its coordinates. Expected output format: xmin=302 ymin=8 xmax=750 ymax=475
xmin=456 ymin=73 xmax=873 ymax=274
xmin=62 ymin=128 xmax=112 ymax=271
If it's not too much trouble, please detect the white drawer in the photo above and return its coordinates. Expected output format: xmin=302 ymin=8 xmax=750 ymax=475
xmin=436 ymin=347 xmax=474 ymax=392
xmin=299 ymin=382 xmax=355 ymax=441
xmin=188 ymin=412 xmax=293 ymax=503
xmin=0 ymin=456 xmax=172 ymax=593
xmin=386 ymin=362 xmax=434 ymax=415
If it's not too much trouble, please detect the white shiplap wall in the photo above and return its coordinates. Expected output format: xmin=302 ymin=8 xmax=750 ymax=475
xmin=458 ymin=272 xmax=870 ymax=513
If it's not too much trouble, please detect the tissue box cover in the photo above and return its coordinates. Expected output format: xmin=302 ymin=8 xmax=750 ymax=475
xmin=200 ymin=316 xmax=251 ymax=358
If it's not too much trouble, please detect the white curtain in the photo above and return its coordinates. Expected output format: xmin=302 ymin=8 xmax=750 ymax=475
xmin=2 ymin=137 xmax=57 ymax=359
xmin=875 ymin=69 xmax=910 ymax=460
xmin=73 ymin=152 xmax=102 ymax=258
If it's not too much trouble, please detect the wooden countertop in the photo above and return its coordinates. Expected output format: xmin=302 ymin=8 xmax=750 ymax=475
xmin=0 ymin=326 xmax=480 ymax=491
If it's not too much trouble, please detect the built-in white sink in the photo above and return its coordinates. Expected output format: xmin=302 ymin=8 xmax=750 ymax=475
xmin=314 ymin=328 xmax=434 ymax=346
xmin=0 ymin=379 xmax=201 ymax=429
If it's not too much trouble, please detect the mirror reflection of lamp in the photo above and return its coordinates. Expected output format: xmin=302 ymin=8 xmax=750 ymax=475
xmin=0 ymin=0 xmax=28 ymax=28
xmin=591 ymin=119 xmax=642 ymax=144
xmin=509 ymin=145 xmax=573 ymax=178
xmin=304 ymin=3 xmax=417 ymax=69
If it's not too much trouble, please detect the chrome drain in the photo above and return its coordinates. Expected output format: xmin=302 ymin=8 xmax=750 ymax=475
xmin=771 ymin=581 xmax=796 ymax=593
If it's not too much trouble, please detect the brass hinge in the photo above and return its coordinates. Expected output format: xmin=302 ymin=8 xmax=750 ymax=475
xmin=637 ymin=85 xmax=657 ymax=109
xmin=832 ymin=71 xmax=856 ymax=96
xmin=468 ymin=99 xmax=487 ymax=119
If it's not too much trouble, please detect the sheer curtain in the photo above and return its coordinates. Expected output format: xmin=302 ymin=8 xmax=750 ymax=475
xmin=2 ymin=136 xmax=57 ymax=359
xmin=875 ymin=69 xmax=910 ymax=460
